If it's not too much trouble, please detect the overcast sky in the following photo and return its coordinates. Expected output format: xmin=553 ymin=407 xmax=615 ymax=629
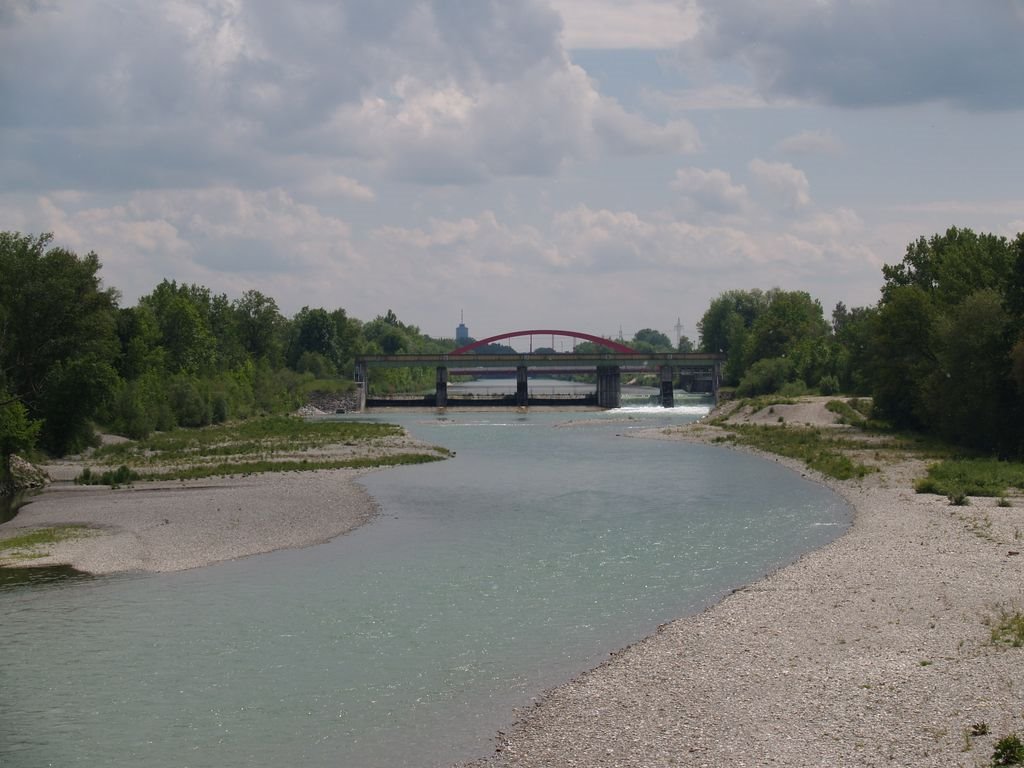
xmin=3 ymin=0 xmax=1023 ymax=344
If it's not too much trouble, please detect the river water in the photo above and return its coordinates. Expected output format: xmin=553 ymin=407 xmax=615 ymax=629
xmin=0 ymin=386 xmax=850 ymax=767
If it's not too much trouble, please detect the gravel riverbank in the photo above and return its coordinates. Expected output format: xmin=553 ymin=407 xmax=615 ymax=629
xmin=0 ymin=469 xmax=378 ymax=573
xmin=460 ymin=410 xmax=1024 ymax=767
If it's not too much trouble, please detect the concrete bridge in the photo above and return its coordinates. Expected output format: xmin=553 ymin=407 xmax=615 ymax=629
xmin=354 ymin=329 xmax=725 ymax=411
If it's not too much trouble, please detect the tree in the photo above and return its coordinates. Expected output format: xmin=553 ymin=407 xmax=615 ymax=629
xmin=138 ymin=280 xmax=217 ymax=374
xmin=881 ymin=226 xmax=1014 ymax=307
xmin=831 ymin=303 xmax=877 ymax=394
xmin=234 ymin=289 xmax=282 ymax=362
xmin=630 ymin=328 xmax=673 ymax=352
xmin=869 ymin=286 xmax=936 ymax=428
xmin=697 ymin=289 xmax=772 ymax=384
xmin=0 ymin=232 xmax=120 ymax=454
xmin=921 ymin=290 xmax=1010 ymax=450
xmin=289 ymin=307 xmax=339 ymax=367
xmin=697 ymin=289 xmax=770 ymax=354
xmin=743 ymin=290 xmax=829 ymax=365
xmin=0 ymin=392 xmax=41 ymax=489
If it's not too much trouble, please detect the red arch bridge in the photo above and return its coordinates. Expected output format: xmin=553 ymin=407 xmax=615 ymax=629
xmin=354 ymin=329 xmax=725 ymax=410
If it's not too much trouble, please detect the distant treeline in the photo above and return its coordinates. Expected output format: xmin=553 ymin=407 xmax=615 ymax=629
xmin=2 ymin=226 xmax=1023 ymax=480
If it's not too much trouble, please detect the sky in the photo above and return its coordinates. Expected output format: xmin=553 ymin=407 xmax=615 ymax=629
xmin=2 ymin=0 xmax=1023 ymax=345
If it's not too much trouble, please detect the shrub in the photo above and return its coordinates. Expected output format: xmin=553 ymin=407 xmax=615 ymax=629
xmin=736 ymin=357 xmax=794 ymax=397
xmin=817 ymin=374 xmax=840 ymax=396
xmin=779 ymin=379 xmax=808 ymax=397
xmin=992 ymin=733 xmax=1024 ymax=766
xmin=168 ymin=376 xmax=211 ymax=427
xmin=75 ymin=464 xmax=140 ymax=488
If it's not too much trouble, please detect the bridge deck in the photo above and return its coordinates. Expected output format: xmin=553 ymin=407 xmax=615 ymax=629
xmin=356 ymin=351 xmax=725 ymax=368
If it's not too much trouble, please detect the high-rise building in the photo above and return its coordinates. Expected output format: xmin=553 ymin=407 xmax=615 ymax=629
xmin=456 ymin=311 xmax=469 ymax=344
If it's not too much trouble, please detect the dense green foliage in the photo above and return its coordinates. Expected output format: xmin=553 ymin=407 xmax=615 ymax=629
xmin=0 ymin=232 xmax=120 ymax=454
xmin=0 ymin=231 xmax=461 ymax=464
xmin=698 ymin=226 xmax=1024 ymax=456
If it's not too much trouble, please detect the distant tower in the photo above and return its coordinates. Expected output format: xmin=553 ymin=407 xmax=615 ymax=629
xmin=674 ymin=317 xmax=684 ymax=347
xmin=455 ymin=310 xmax=470 ymax=344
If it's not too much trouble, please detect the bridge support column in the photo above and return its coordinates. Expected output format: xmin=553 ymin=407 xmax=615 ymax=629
xmin=516 ymin=365 xmax=528 ymax=407
xmin=596 ymin=366 xmax=621 ymax=408
xmin=660 ymin=365 xmax=674 ymax=408
xmin=435 ymin=366 xmax=448 ymax=408
xmin=355 ymin=361 xmax=368 ymax=412
xmin=712 ymin=359 xmax=721 ymax=405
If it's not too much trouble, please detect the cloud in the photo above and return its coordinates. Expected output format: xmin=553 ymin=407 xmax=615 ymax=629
xmin=774 ymin=130 xmax=844 ymax=156
xmin=302 ymin=175 xmax=376 ymax=202
xmin=0 ymin=187 xmax=361 ymax=309
xmin=671 ymin=167 xmax=750 ymax=215
xmin=643 ymin=83 xmax=791 ymax=111
xmin=0 ymin=0 xmax=698 ymax=192
xmin=550 ymin=0 xmax=699 ymax=49
xmin=685 ymin=0 xmax=1024 ymax=111
xmin=749 ymin=159 xmax=811 ymax=210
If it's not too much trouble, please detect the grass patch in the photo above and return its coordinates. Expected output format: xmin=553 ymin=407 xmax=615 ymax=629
xmin=0 ymin=525 xmax=95 ymax=560
xmin=987 ymin=608 xmax=1024 ymax=648
xmin=137 ymin=452 xmax=449 ymax=482
xmin=719 ymin=424 xmax=876 ymax=480
xmin=915 ymin=458 xmax=1024 ymax=498
xmin=91 ymin=416 xmax=404 ymax=466
xmin=826 ymin=399 xmax=869 ymax=428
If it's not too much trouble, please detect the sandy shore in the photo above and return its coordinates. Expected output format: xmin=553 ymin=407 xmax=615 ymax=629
xmin=0 ymin=469 xmax=378 ymax=573
xmin=462 ymin=402 xmax=1024 ymax=767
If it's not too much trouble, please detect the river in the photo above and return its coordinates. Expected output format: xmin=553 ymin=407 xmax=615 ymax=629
xmin=0 ymin=386 xmax=850 ymax=767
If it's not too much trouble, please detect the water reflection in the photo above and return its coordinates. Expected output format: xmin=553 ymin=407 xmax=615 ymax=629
xmin=0 ymin=563 xmax=93 ymax=590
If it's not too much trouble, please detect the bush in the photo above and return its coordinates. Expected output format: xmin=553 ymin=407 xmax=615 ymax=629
xmin=75 ymin=464 xmax=139 ymax=487
xmin=736 ymin=357 xmax=794 ymax=397
xmin=779 ymin=379 xmax=808 ymax=397
xmin=817 ymin=374 xmax=840 ymax=395
xmin=295 ymin=351 xmax=336 ymax=378
xmin=168 ymin=376 xmax=211 ymax=428
xmin=992 ymin=733 xmax=1024 ymax=766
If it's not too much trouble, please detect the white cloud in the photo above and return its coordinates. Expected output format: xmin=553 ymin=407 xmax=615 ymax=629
xmin=0 ymin=0 xmax=697 ymax=191
xmin=550 ymin=0 xmax=700 ymax=49
xmin=302 ymin=175 xmax=376 ymax=202
xmin=671 ymin=167 xmax=750 ymax=215
xmin=643 ymin=84 xmax=791 ymax=111
xmin=774 ymin=130 xmax=844 ymax=156
xmin=749 ymin=159 xmax=811 ymax=210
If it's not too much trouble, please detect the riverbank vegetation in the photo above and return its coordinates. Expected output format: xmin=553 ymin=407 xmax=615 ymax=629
xmin=698 ymin=227 xmax=1024 ymax=458
xmin=0 ymin=525 xmax=95 ymax=560
xmin=1 ymin=225 xmax=1023 ymax=486
xmin=71 ymin=416 xmax=452 ymax=485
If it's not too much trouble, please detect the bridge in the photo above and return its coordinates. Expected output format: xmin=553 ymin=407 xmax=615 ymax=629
xmin=354 ymin=329 xmax=725 ymax=411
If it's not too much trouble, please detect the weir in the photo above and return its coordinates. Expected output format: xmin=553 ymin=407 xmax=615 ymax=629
xmin=354 ymin=350 xmax=725 ymax=411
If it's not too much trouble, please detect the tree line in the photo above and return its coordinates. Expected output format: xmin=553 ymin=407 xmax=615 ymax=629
xmin=696 ymin=227 xmax=1024 ymax=455
xmin=2 ymin=226 xmax=1023 ymax=487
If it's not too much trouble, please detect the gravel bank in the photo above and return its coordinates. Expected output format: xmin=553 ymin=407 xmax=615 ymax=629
xmin=461 ymin=419 xmax=1024 ymax=767
xmin=0 ymin=469 xmax=377 ymax=574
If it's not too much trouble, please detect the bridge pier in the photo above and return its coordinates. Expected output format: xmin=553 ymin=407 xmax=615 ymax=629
xmin=659 ymin=365 xmax=674 ymax=408
xmin=355 ymin=361 xmax=368 ymax=411
xmin=516 ymin=366 xmax=528 ymax=407
xmin=596 ymin=366 xmax=621 ymax=408
xmin=436 ymin=366 xmax=448 ymax=408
